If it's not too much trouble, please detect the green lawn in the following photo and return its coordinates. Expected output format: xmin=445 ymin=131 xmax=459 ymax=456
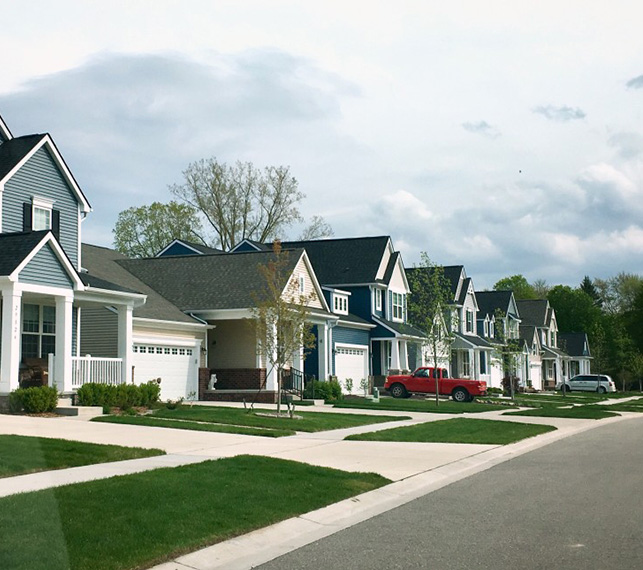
xmin=94 ymin=414 xmax=296 ymax=437
xmin=0 ymin=435 xmax=164 ymax=478
xmin=503 ymin=406 xmax=619 ymax=419
xmin=0 ymin=455 xmax=389 ymax=570
xmin=333 ymin=397 xmax=516 ymax=414
xmin=150 ymin=405 xmax=408 ymax=432
xmin=345 ymin=417 xmax=556 ymax=444
xmin=593 ymin=398 xmax=643 ymax=413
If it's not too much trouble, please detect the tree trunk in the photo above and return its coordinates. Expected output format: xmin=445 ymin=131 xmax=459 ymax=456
xmin=277 ymin=367 xmax=282 ymax=414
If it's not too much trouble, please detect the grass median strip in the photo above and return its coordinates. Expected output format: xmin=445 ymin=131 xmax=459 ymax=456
xmin=150 ymin=405 xmax=409 ymax=432
xmin=0 ymin=455 xmax=389 ymax=570
xmin=0 ymin=434 xmax=164 ymax=478
xmin=346 ymin=417 xmax=556 ymax=444
xmin=503 ymin=406 xmax=619 ymax=419
xmin=334 ymin=398 xmax=516 ymax=414
xmin=93 ymin=414 xmax=295 ymax=437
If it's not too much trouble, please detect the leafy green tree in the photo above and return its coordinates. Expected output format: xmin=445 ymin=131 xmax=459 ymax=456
xmin=594 ymin=273 xmax=643 ymax=315
xmin=407 ymin=253 xmax=453 ymax=406
xmin=547 ymin=285 xmax=602 ymax=334
xmin=493 ymin=275 xmax=537 ymax=300
xmin=579 ymin=275 xmax=602 ymax=307
xmin=113 ymin=201 xmax=205 ymax=258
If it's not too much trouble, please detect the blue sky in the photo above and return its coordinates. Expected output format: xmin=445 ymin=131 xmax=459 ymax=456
xmin=1 ymin=1 xmax=642 ymax=288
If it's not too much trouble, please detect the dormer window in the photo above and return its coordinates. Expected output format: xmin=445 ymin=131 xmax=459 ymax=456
xmin=333 ymin=294 xmax=348 ymax=315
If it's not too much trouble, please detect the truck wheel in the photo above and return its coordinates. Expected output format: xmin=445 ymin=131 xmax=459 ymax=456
xmin=390 ymin=383 xmax=407 ymax=399
xmin=452 ymin=387 xmax=469 ymax=403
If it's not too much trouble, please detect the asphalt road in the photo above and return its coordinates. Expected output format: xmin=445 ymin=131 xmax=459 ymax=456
xmin=257 ymin=416 xmax=643 ymax=570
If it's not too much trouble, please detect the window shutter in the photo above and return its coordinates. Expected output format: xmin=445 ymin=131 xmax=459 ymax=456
xmin=388 ymin=290 xmax=392 ymax=319
xmin=22 ymin=203 xmax=32 ymax=231
xmin=52 ymin=209 xmax=61 ymax=239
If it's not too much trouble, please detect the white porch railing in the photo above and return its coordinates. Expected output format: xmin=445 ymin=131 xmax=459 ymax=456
xmin=71 ymin=355 xmax=123 ymax=389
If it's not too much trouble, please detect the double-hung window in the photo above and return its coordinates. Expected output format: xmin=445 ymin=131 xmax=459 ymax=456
xmin=392 ymin=292 xmax=404 ymax=320
xmin=21 ymin=304 xmax=56 ymax=359
xmin=32 ymin=198 xmax=53 ymax=231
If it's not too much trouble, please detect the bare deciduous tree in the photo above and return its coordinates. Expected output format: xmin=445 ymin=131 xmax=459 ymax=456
xmin=251 ymin=242 xmax=316 ymax=413
xmin=171 ymin=158 xmax=309 ymax=251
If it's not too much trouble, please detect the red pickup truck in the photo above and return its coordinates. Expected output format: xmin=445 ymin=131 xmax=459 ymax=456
xmin=384 ymin=367 xmax=487 ymax=402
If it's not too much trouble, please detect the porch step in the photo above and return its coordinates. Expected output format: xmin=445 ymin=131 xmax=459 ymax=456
xmin=55 ymin=406 xmax=103 ymax=420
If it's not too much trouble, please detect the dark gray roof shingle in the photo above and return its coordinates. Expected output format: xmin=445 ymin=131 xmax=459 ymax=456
xmin=476 ymin=290 xmax=514 ymax=318
xmin=81 ymin=244 xmax=198 ymax=323
xmin=0 ymin=134 xmax=45 ymax=181
xmin=559 ymin=332 xmax=591 ymax=357
xmin=118 ymin=248 xmax=304 ymax=311
xmin=516 ymin=299 xmax=549 ymax=327
xmin=0 ymin=231 xmax=50 ymax=276
xmin=277 ymin=236 xmax=390 ymax=285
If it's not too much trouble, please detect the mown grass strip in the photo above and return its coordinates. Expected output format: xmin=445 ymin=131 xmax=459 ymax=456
xmin=0 ymin=455 xmax=389 ymax=570
xmin=152 ymin=405 xmax=408 ymax=432
xmin=93 ymin=414 xmax=295 ymax=437
xmin=334 ymin=398 xmax=515 ymax=414
xmin=346 ymin=417 xmax=555 ymax=444
xmin=503 ymin=406 xmax=619 ymax=419
xmin=0 ymin=434 xmax=163 ymax=479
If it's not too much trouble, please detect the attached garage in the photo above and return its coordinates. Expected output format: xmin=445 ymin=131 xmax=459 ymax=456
xmin=132 ymin=340 xmax=200 ymax=401
xmin=334 ymin=344 xmax=368 ymax=395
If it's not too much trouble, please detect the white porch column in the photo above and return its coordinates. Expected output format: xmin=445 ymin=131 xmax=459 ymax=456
xmin=1 ymin=288 xmax=22 ymax=393
xmin=55 ymin=295 xmax=73 ymax=394
xmin=263 ymin=322 xmax=278 ymax=391
xmin=318 ymin=322 xmax=329 ymax=381
xmin=390 ymin=339 xmax=400 ymax=371
xmin=400 ymin=340 xmax=409 ymax=371
xmin=117 ymin=304 xmax=133 ymax=384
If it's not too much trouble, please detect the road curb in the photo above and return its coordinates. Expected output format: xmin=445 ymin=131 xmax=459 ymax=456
xmin=151 ymin=412 xmax=640 ymax=570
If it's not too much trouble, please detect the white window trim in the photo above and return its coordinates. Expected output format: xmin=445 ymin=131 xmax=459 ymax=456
xmin=32 ymin=196 xmax=55 ymax=231
xmin=375 ymin=289 xmax=382 ymax=311
xmin=391 ymin=292 xmax=404 ymax=322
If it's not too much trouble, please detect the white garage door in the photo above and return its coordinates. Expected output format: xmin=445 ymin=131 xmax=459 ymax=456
xmin=132 ymin=343 xmax=198 ymax=401
xmin=335 ymin=345 xmax=368 ymax=395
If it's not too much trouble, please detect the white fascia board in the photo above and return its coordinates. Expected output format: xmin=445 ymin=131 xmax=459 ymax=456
xmin=0 ymin=135 xmax=91 ymax=213
xmin=10 ymin=232 xmax=84 ymax=289
xmin=191 ymin=308 xmax=254 ymax=320
xmin=322 ymin=286 xmax=352 ymax=296
xmin=134 ymin=316 xmax=212 ymax=331
xmin=75 ymin=288 xmax=147 ymax=307
xmin=335 ymin=342 xmax=369 ymax=350
xmin=156 ymin=239 xmax=204 ymax=257
xmin=280 ymin=250 xmax=331 ymax=314
xmin=337 ymin=318 xmax=375 ymax=330
xmin=14 ymin=282 xmax=74 ymax=299
xmin=230 ymin=239 xmax=263 ymax=252
xmin=0 ymin=115 xmax=12 ymax=139
xmin=395 ymin=252 xmax=410 ymax=292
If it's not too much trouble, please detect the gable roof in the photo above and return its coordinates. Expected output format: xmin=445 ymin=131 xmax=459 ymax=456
xmin=81 ymin=244 xmax=199 ymax=324
xmin=516 ymin=299 xmax=549 ymax=327
xmin=0 ymin=114 xmax=12 ymax=141
xmin=519 ymin=324 xmax=540 ymax=346
xmin=476 ymin=290 xmax=515 ymax=318
xmin=0 ymin=134 xmax=46 ymax=181
xmin=276 ymin=236 xmax=391 ymax=286
xmin=230 ymin=238 xmax=271 ymax=252
xmin=156 ymin=239 xmax=222 ymax=257
xmin=0 ymin=133 xmax=91 ymax=213
xmin=117 ymin=248 xmax=310 ymax=311
xmin=559 ymin=332 xmax=591 ymax=357
xmin=0 ymin=230 xmax=50 ymax=276
xmin=406 ymin=265 xmax=464 ymax=303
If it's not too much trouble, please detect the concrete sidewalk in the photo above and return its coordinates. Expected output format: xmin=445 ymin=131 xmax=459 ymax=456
xmin=1 ymin=405 xmax=639 ymax=569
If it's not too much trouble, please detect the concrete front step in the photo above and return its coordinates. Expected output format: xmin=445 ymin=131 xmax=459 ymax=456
xmin=55 ymin=406 xmax=103 ymax=420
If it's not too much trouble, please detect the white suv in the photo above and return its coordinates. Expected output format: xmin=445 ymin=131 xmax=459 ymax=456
xmin=557 ymin=374 xmax=616 ymax=394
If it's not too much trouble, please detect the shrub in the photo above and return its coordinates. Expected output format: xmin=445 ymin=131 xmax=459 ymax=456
xmin=9 ymin=386 xmax=58 ymax=414
xmin=487 ymin=387 xmax=503 ymax=395
xmin=76 ymin=381 xmax=162 ymax=409
xmin=303 ymin=379 xmax=343 ymax=402
xmin=501 ymin=376 xmax=523 ymax=396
